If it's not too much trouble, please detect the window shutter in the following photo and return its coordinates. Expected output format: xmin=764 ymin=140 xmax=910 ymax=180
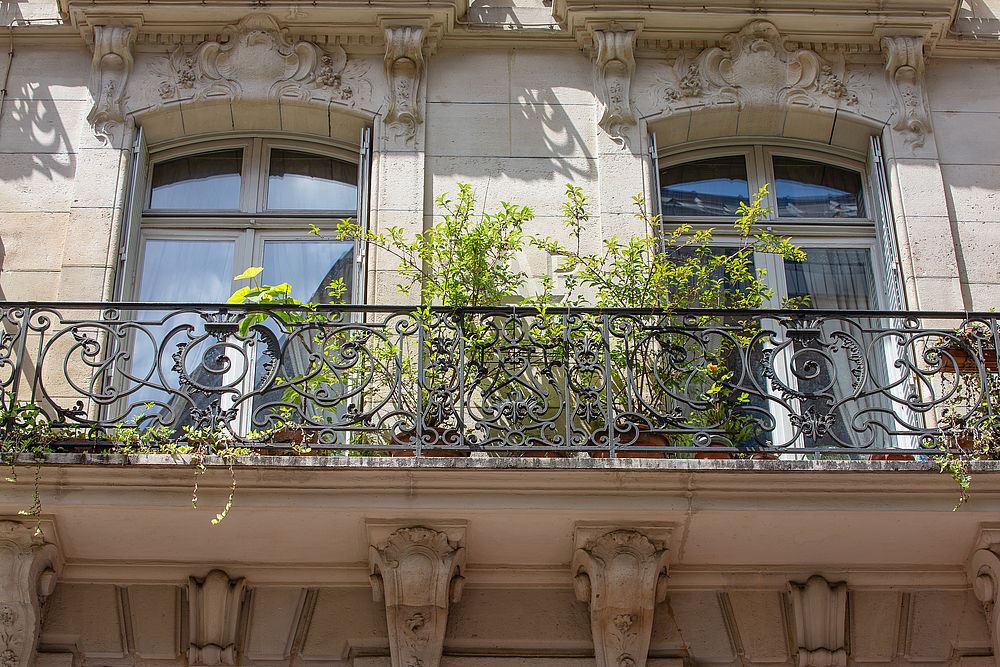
xmin=648 ymin=132 xmax=662 ymax=219
xmin=867 ymin=135 xmax=906 ymax=310
xmin=353 ymin=126 xmax=372 ymax=304
xmin=113 ymin=126 xmax=148 ymax=301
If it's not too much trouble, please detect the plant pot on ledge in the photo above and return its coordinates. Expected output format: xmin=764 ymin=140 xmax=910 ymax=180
xmin=590 ymin=424 xmax=670 ymax=459
xmin=939 ymin=344 xmax=998 ymax=374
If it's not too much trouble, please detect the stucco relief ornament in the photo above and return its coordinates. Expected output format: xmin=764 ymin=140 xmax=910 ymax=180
xmin=648 ymin=21 xmax=858 ymax=114
xmin=152 ymin=14 xmax=370 ymax=106
xmin=383 ymin=26 xmax=427 ymax=144
xmin=87 ymin=25 xmax=136 ymax=144
xmin=0 ymin=521 xmax=60 ymax=667
xmin=573 ymin=530 xmax=669 ymax=667
xmin=593 ymin=30 xmax=637 ymax=147
xmin=369 ymin=526 xmax=465 ymax=667
xmin=882 ymin=36 xmax=931 ymax=148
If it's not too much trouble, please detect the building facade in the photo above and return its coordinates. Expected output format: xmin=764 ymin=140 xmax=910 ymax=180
xmin=0 ymin=0 xmax=999 ymax=665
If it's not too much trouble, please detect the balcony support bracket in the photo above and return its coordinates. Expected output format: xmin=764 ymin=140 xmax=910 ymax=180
xmin=0 ymin=519 xmax=62 ymax=667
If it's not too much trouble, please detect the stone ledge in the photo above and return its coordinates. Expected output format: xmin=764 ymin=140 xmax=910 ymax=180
xmin=13 ymin=452 xmax=1000 ymax=472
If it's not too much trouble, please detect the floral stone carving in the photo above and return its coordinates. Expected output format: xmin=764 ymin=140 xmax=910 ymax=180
xmin=594 ymin=30 xmax=637 ymax=146
xmin=369 ymin=526 xmax=466 ymax=667
xmin=87 ymin=24 xmax=136 ymax=144
xmin=649 ymin=20 xmax=859 ymax=114
xmin=188 ymin=570 xmax=247 ymax=666
xmin=882 ymin=36 xmax=931 ymax=148
xmin=572 ymin=529 xmax=670 ymax=667
xmin=0 ymin=521 xmax=61 ymax=667
xmin=152 ymin=14 xmax=370 ymax=106
xmin=789 ymin=575 xmax=848 ymax=667
xmin=383 ymin=26 xmax=427 ymax=144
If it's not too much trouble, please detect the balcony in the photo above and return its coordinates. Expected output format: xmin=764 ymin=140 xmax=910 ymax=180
xmin=1 ymin=302 xmax=996 ymax=459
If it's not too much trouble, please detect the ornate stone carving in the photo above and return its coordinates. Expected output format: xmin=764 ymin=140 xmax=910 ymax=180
xmin=151 ymin=14 xmax=370 ymax=106
xmin=593 ymin=30 xmax=637 ymax=146
xmin=0 ymin=521 xmax=61 ymax=667
xmin=788 ymin=576 xmax=848 ymax=667
xmin=369 ymin=526 xmax=466 ymax=667
xmin=882 ymin=36 xmax=931 ymax=148
xmin=188 ymin=569 xmax=247 ymax=666
xmin=649 ymin=21 xmax=858 ymax=114
xmin=383 ymin=26 xmax=426 ymax=143
xmin=572 ymin=529 xmax=670 ymax=667
xmin=87 ymin=24 xmax=136 ymax=144
xmin=970 ymin=541 xmax=1000 ymax=667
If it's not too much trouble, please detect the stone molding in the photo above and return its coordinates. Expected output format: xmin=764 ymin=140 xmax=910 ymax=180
xmin=646 ymin=20 xmax=861 ymax=116
xmin=187 ymin=569 xmax=247 ymax=666
xmin=369 ymin=524 xmax=466 ymax=667
xmin=593 ymin=29 xmax=638 ymax=146
xmin=0 ymin=520 xmax=61 ymax=667
xmin=149 ymin=14 xmax=371 ymax=108
xmin=383 ymin=25 xmax=427 ymax=144
xmin=572 ymin=526 xmax=671 ymax=667
xmin=881 ymin=35 xmax=931 ymax=148
xmin=87 ymin=23 xmax=137 ymax=145
xmin=788 ymin=575 xmax=848 ymax=667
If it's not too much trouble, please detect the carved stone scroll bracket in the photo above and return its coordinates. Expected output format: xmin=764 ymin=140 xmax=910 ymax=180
xmin=0 ymin=519 xmax=62 ymax=667
xmin=187 ymin=569 xmax=247 ymax=667
xmin=382 ymin=25 xmax=427 ymax=145
xmin=881 ymin=36 xmax=931 ymax=149
xmin=969 ymin=527 xmax=1000 ymax=667
xmin=87 ymin=23 xmax=137 ymax=145
xmin=788 ymin=575 xmax=848 ymax=667
xmin=593 ymin=29 xmax=637 ymax=147
xmin=572 ymin=525 xmax=672 ymax=667
xmin=368 ymin=523 xmax=467 ymax=667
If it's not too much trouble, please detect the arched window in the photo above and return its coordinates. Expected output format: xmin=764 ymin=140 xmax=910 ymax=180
xmin=127 ymin=136 xmax=367 ymax=306
xmin=657 ymin=143 xmax=892 ymax=313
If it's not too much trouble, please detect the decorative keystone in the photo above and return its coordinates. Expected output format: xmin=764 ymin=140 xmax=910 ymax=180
xmin=789 ymin=576 xmax=848 ymax=667
xmin=383 ymin=26 xmax=426 ymax=144
xmin=593 ymin=29 xmax=637 ymax=147
xmin=87 ymin=24 xmax=136 ymax=145
xmin=0 ymin=520 xmax=62 ymax=667
xmin=882 ymin=36 xmax=931 ymax=149
xmin=188 ymin=570 xmax=247 ymax=666
xmin=369 ymin=524 xmax=466 ymax=667
xmin=572 ymin=525 xmax=671 ymax=667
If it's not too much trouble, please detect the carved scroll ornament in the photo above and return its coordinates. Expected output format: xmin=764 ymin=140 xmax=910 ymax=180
xmin=152 ymin=14 xmax=371 ymax=106
xmin=369 ymin=526 xmax=465 ymax=667
xmin=789 ymin=576 xmax=848 ymax=667
xmin=970 ymin=546 xmax=1000 ymax=667
xmin=594 ymin=30 xmax=637 ymax=146
xmin=882 ymin=36 xmax=931 ymax=148
xmin=383 ymin=26 xmax=427 ymax=143
xmin=0 ymin=521 xmax=60 ymax=667
xmin=88 ymin=24 xmax=136 ymax=144
xmin=649 ymin=21 xmax=859 ymax=114
xmin=573 ymin=529 xmax=669 ymax=667
xmin=188 ymin=570 xmax=247 ymax=666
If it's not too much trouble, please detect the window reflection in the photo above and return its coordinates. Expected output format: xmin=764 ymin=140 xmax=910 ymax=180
xmin=149 ymin=150 xmax=243 ymax=210
xmin=267 ymin=149 xmax=357 ymax=211
xmin=661 ymin=156 xmax=750 ymax=217
xmin=773 ymin=156 xmax=865 ymax=218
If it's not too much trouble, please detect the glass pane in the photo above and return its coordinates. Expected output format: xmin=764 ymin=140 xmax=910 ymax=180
xmin=260 ymin=240 xmax=355 ymax=302
xmin=149 ymin=150 xmax=242 ymax=210
xmin=660 ymin=156 xmax=750 ymax=217
xmin=773 ymin=156 xmax=866 ymax=219
xmin=784 ymin=248 xmax=875 ymax=310
xmin=267 ymin=149 xmax=357 ymax=211
xmin=128 ymin=239 xmax=237 ymax=430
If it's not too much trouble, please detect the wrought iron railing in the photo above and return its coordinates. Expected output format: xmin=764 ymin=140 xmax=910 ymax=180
xmin=0 ymin=303 xmax=996 ymax=457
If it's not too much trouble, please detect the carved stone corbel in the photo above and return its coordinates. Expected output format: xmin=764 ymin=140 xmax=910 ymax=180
xmin=572 ymin=528 xmax=670 ymax=667
xmin=970 ymin=534 xmax=1000 ymax=667
xmin=87 ymin=24 xmax=136 ymax=145
xmin=369 ymin=526 xmax=466 ymax=667
xmin=383 ymin=26 xmax=426 ymax=144
xmin=187 ymin=570 xmax=247 ymax=666
xmin=593 ymin=30 xmax=637 ymax=146
xmin=0 ymin=520 xmax=61 ymax=667
xmin=881 ymin=36 xmax=931 ymax=148
xmin=788 ymin=576 xmax=848 ymax=667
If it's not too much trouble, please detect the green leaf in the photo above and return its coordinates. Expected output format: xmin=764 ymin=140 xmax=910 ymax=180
xmin=234 ymin=267 xmax=263 ymax=281
xmin=226 ymin=286 xmax=252 ymax=304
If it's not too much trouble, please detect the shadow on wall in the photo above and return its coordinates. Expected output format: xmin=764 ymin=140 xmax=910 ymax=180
xmin=955 ymin=0 xmax=1000 ymax=36
xmin=0 ymin=77 xmax=77 ymax=181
